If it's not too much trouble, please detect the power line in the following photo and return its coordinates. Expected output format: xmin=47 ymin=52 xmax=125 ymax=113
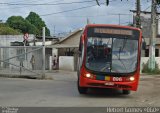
xmin=48 ymin=13 xmax=131 ymax=18
xmin=40 ymin=3 xmax=105 ymax=16
xmin=0 ymin=0 xmax=40 ymax=9
xmin=46 ymin=15 xmax=105 ymax=18
xmin=37 ymin=1 xmax=124 ymax=17
xmin=0 ymin=0 xmax=95 ymax=6
xmin=0 ymin=0 xmax=66 ymax=9
xmin=108 ymin=13 xmax=131 ymax=15
xmin=40 ymin=1 xmax=125 ymax=17
xmin=9 ymin=0 xmax=41 ymax=4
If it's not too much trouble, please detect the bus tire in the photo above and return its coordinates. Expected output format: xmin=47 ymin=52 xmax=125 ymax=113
xmin=77 ymin=79 xmax=88 ymax=94
xmin=122 ymin=90 xmax=130 ymax=95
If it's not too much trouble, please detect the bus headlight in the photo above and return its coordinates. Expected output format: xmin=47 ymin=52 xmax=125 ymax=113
xmin=86 ymin=73 xmax=91 ymax=78
xmin=85 ymin=73 xmax=95 ymax=79
xmin=129 ymin=77 xmax=135 ymax=81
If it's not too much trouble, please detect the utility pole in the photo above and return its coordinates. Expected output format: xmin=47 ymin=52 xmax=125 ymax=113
xmin=135 ymin=0 xmax=141 ymax=28
xmin=54 ymin=25 xmax=55 ymax=36
xmin=149 ymin=0 xmax=157 ymax=70
xmin=87 ymin=18 xmax=90 ymax=24
xmin=135 ymin=0 xmax=141 ymax=73
xmin=42 ymin=27 xmax=46 ymax=79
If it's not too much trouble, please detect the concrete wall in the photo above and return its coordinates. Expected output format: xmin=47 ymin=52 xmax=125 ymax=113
xmin=59 ymin=56 xmax=74 ymax=71
xmin=0 ymin=47 xmax=43 ymax=70
xmin=0 ymin=35 xmax=34 ymax=46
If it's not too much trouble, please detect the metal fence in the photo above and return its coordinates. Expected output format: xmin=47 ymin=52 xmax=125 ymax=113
xmin=0 ymin=46 xmax=44 ymax=78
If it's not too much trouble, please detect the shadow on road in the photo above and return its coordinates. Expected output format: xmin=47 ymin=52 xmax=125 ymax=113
xmin=79 ymin=88 xmax=133 ymax=98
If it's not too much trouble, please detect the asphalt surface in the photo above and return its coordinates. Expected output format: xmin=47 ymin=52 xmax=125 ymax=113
xmin=0 ymin=71 xmax=159 ymax=107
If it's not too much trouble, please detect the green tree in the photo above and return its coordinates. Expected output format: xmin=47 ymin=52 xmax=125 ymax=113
xmin=25 ymin=20 xmax=39 ymax=35
xmin=26 ymin=12 xmax=50 ymax=36
xmin=0 ymin=23 xmax=21 ymax=35
xmin=6 ymin=16 xmax=38 ymax=35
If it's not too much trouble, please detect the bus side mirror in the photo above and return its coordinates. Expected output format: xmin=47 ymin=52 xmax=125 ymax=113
xmin=142 ymin=41 xmax=146 ymax=50
xmin=79 ymin=35 xmax=85 ymax=52
xmin=79 ymin=51 xmax=82 ymax=56
xmin=142 ymin=36 xmax=146 ymax=50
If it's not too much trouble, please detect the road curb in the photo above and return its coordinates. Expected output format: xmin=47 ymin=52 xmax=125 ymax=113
xmin=0 ymin=74 xmax=41 ymax=79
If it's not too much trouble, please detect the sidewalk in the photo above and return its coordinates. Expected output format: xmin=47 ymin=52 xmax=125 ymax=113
xmin=0 ymin=69 xmax=43 ymax=79
xmin=0 ymin=69 xmax=77 ymax=80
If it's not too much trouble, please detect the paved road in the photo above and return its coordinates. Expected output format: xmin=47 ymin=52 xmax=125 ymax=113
xmin=0 ymin=71 xmax=159 ymax=107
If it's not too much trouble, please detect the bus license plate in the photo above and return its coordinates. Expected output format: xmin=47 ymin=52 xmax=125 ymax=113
xmin=112 ymin=77 xmax=123 ymax=81
xmin=104 ymin=82 xmax=114 ymax=86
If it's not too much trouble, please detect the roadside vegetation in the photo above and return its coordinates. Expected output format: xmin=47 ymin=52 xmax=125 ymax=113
xmin=0 ymin=23 xmax=21 ymax=35
xmin=142 ymin=61 xmax=160 ymax=74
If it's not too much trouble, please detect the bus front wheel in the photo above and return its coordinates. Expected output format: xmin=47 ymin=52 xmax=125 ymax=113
xmin=77 ymin=79 xmax=88 ymax=94
xmin=122 ymin=90 xmax=130 ymax=95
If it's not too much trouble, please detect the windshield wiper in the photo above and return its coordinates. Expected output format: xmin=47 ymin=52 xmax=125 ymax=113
xmin=113 ymin=54 xmax=127 ymax=73
xmin=100 ymin=62 xmax=111 ymax=72
xmin=114 ymin=38 xmax=128 ymax=73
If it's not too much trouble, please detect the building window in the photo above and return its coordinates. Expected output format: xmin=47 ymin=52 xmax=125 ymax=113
xmin=145 ymin=49 xmax=159 ymax=57
xmin=145 ymin=49 xmax=149 ymax=57
xmin=156 ymin=49 xmax=159 ymax=57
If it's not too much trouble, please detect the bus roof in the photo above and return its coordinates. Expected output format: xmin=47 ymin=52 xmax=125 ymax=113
xmin=85 ymin=24 xmax=141 ymax=31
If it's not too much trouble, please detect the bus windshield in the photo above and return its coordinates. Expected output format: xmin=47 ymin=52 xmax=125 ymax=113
xmin=86 ymin=32 xmax=139 ymax=74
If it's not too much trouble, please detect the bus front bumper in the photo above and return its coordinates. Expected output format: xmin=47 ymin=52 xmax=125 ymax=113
xmin=79 ymin=75 xmax=139 ymax=91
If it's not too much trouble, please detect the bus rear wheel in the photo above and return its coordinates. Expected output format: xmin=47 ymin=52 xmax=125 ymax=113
xmin=77 ymin=79 xmax=88 ymax=94
xmin=122 ymin=90 xmax=130 ymax=95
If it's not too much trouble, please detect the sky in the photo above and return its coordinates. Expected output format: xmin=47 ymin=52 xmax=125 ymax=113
xmin=0 ymin=0 xmax=151 ymax=36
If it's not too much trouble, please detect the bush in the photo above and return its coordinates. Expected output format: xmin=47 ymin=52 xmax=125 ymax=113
xmin=0 ymin=26 xmax=21 ymax=35
xmin=142 ymin=61 xmax=160 ymax=74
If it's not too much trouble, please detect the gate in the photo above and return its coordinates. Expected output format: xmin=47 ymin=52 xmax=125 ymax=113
xmin=0 ymin=46 xmax=45 ymax=78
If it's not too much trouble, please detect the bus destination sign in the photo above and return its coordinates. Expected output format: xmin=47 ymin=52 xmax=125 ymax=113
xmin=94 ymin=28 xmax=133 ymax=36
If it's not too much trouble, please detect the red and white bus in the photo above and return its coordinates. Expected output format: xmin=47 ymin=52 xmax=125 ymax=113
xmin=77 ymin=24 xmax=143 ymax=95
